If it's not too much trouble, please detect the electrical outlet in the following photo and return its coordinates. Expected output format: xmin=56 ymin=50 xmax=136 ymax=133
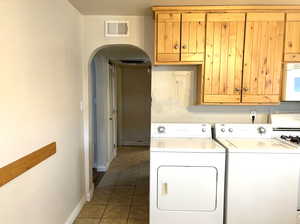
xmin=250 ymin=111 xmax=256 ymax=119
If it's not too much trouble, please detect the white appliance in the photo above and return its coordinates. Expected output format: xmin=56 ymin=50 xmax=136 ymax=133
xmin=150 ymin=123 xmax=225 ymax=224
xmin=282 ymin=63 xmax=300 ymax=101
xmin=271 ymin=113 xmax=300 ymax=214
xmin=215 ymin=123 xmax=300 ymax=224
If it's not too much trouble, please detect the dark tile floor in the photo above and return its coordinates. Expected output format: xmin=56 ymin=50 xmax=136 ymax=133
xmin=74 ymin=147 xmax=150 ymax=224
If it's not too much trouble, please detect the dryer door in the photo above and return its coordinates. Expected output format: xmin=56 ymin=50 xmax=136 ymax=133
xmin=157 ymin=166 xmax=217 ymax=211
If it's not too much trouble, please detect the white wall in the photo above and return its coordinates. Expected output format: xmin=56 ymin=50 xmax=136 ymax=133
xmin=152 ymin=66 xmax=300 ymax=123
xmin=83 ymin=15 xmax=153 ymax=63
xmin=0 ymin=1 xmax=84 ymax=224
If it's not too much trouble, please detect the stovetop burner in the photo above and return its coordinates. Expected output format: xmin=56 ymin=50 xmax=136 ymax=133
xmin=281 ymin=135 xmax=300 ymax=144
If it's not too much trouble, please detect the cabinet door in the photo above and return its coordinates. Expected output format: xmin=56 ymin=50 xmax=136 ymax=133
xmin=204 ymin=13 xmax=245 ymax=103
xmin=156 ymin=13 xmax=181 ymax=62
xmin=285 ymin=13 xmax=300 ymax=61
xmin=242 ymin=13 xmax=284 ymax=103
xmin=181 ymin=13 xmax=206 ymax=62
xmin=157 ymin=166 xmax=217 ymax=211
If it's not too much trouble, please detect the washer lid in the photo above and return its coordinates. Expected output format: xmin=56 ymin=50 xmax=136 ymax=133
xmin=218 ymin=138 xmax=300 ymax=153
xmin=151 ymin=138 xmax=225 ymax=153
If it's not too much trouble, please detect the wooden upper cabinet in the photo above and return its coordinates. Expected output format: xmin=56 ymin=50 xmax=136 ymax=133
xmin=156 ymin=13 xmax=181 ymax=62
xmin=203 ymin=13 xmax=245 ymax=103
xmin=242 ymin=13 xmax=285 ymax=104
xmin=155 ymin=12 xmax=205 ymax=64
xmin=285 ymin=13 xmax=300 ymax=61
xmin=181 ymin=13 xmax=206 ymax=62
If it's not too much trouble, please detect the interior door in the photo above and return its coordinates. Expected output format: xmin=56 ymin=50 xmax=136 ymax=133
xmin=285 ymin=13 xmax=300 ymax=61
xmin=242 ymin=13 xmax=285 ymax=103
xmin=204 ymin=13 xmax=245 ymax=103
xmin=181 ymin=13 xmax=206 ymax=62
xmin=119 ymin=66 xmax=151 ymax=146
xmin=156 ymin=13 xmax=181 ymax=62
xmin=157 ymin=166 xmax=218 ymax=211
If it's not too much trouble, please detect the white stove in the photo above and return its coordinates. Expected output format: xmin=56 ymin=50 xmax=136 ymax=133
xmin=215 ymin=123 xmax=300 ymax=224
xmin=150 ymin=123 xmax=225 ymax=224
xmin=271 ymin=113 xmax=300 ymax=145
xmin=271 ymin=113 xmax=300 ymax=222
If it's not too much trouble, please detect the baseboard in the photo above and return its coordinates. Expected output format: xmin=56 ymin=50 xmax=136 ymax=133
xmin=122 ymin=141 xmax=149 ymax=146
xmin=113 ymin=148 xmax=117 ymax=158
xmin=64 ymin=195 xmax=86 ymax=224
xmin=96 ymin=155 xmax=114 ymax=172
xmin=96 ymin=165 xmax=108 ymax=172
xmin=86 ymin=183 xmax=94 ymax=201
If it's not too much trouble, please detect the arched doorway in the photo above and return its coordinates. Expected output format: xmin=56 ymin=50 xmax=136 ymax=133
xmin=85 ymin=44 xmax=152 ymax=198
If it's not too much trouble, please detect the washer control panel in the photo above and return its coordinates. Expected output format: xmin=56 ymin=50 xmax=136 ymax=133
xmin=214 ymin=124 xmax=273 ymax=138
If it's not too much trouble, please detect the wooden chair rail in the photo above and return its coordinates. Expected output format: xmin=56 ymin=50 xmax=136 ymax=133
xmin=0 ymin=142 xmax=56 ymax=187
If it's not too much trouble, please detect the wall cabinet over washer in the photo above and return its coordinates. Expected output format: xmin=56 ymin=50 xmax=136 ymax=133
xmin=155 ymin=12 xmax=206 ymax=64
xmin=152 ymin=6 xmax=300 ymax=105
xmin=204 ymin=12 xmax=285 ymax=104
xmin=203 ymin=13 xmax=245 ymax=103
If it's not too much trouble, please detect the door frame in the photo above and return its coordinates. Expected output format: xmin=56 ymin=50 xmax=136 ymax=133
xmin=108 ymin=63 xmax=118 ymax=159
xmin=84 ymin=44 xmax=151 ymax=201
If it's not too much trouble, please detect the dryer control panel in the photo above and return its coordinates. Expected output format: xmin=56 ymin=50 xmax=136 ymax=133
xmin=214 ymin=124 xmax=273 ymax=139
xmin=151 ymin=123 xmax=211 ymax=138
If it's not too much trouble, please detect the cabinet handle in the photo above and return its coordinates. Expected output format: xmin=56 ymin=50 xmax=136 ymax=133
xmin=174 ymin=44 xmax=179 ymax=49
xmin=243 ymin=88 xmax=249 ymax=92
xmin=182 ymin=45 xmax=187 ymax=49
xmin=162 ymin=182 xmax=168 ymax=195
xmin=234 ymin=88 xmax=241 ymax=92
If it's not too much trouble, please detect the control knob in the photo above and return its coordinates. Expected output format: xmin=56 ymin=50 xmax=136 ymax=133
xmin=221 ymin=128 xmax=226 ymax=133
xmin=158 ymin=126 xmax=166 ymax=133
xmin=228 ymin=128 xmax=233 ymax=133
xmin=258 ymin=126 xmax=266 ymax=134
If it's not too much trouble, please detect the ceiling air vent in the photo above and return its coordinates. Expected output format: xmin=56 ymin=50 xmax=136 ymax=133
xmin=105 ymin=21 xmax=129 ymax=37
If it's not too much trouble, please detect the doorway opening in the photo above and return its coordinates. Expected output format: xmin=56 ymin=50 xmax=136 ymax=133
xmin=89 ymin=44 xmax=151 ymax=186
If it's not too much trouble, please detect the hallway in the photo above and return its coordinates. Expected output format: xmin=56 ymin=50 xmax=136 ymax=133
xmin=75 ymin=147 xmax=150 ymax=224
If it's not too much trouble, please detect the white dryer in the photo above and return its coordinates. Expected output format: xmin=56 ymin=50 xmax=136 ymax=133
xmin=150 ymin=123 xmax=225 ymax=224
xmin=215 ymin=123 xmax=300 ymax=224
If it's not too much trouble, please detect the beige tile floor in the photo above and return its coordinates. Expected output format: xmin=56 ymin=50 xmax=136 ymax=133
xmin=74 ymin=147 xmax=150 ymax=224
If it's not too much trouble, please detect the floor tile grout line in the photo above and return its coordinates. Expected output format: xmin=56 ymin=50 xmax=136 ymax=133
xmin=97 ymin=183 xmax=116 ymax=224
xmin=126 ymin=184 xmax=137 ymax=224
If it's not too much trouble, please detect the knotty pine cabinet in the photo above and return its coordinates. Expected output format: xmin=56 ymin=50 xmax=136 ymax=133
xmin=242 ymin=13 xmax=285 ymax=103
xmin=155 ymin=12 xmax=205 ymax=64
xmin=203 ymin=13 xmax=245 ymax=103
xmin=203 ymin=13 xmax=284 ymax=104
xmin=285 ymin=13 xmax=300 ymax=62
xmin=152 ymin=6 xmax=300 ymax=105
xmin=156 ymin=13 xmax=181 ymax=62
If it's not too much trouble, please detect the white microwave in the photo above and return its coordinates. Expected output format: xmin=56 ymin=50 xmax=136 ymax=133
xmin=282 ymin=63 xmax=300 ymax=101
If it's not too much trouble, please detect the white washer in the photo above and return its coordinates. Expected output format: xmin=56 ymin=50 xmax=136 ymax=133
xmin=150 ymin=123 xmax=225 ymax=224
xmin=215 ymin=123 xmax=300 ymax=224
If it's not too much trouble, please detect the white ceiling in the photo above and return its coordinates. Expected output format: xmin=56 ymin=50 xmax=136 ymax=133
xmin=68 ymin=0 xmax=300 ymax=15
